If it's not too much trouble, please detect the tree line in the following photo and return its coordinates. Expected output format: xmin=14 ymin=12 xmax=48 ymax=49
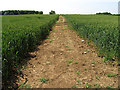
xmin=96 ymin=12 xmax=120 ymax=16
xmin=0 ymin=10 xmax=56 ymax=15
xmin=96 ymin=12 xmax=112 ymax=15
xmin=0 ymin=10 xmax=43 ymax=15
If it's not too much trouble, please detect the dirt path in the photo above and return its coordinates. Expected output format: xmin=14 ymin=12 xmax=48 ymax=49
xmin=16 ymin=16 xmax=118 ymax=88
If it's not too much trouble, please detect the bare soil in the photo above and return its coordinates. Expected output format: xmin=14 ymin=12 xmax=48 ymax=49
xmin=16 ymin=16 xmax=118 ymax=88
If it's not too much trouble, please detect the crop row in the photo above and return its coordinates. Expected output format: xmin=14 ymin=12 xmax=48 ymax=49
xmin=64 ymin=15 xmax=119 ymax=60
xmin=2 ymin=15 xmax=59 ymax=86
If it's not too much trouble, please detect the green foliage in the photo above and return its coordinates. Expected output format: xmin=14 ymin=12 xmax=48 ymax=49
xmin=64 ymin=15 xmax=118 ymax=60
xmin=76 ymin=71 xmax=80 ymax=75
xmin=91 ymin=61 xmax=96 ymax=64
xmin=85 ymin=83 xmax=92 ymax=88
xmin=19 ymin=84 xmax=32 ymax=88
xmin=75 ymin=62 xmax=78 ymax=64
xmin=2 ymin=14 xmax=59 ymax=87
xmin=104 ymin=86 xmax=112 ymax=89
xmin=76 ymin=80 xmax=81 ymax=85
xmin=67 ymin=60 xmax=73 ymax=63
xmin=49 ymin=40 xmax=53 ymax=43
xmin=107 ymin=73 xmax=117 ymax=77
xmin=67 ymin=49 xmax=72 ymax=51
xmin=46 ymin=62 xmax=55 ymax=65
xmin=40 ymin=78 xmax=49 ymax=83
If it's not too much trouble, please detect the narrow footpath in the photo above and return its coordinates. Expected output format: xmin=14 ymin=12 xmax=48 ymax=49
xmin=16 ymin=16 xmax=118 ymax=88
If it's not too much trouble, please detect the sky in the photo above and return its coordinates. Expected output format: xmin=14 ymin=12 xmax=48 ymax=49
xmin=0 ymin=0 xmax=119 ymax=14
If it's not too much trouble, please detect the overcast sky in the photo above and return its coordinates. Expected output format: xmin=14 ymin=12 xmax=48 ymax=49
xmin=1 ymin=0 xmax=119 ymax=14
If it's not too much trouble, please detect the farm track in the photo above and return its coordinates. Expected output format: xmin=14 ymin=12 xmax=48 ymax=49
xmin=15 ymin=16 xmax=118 ymax=88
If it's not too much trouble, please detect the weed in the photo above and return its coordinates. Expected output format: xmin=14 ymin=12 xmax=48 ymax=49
xmin=40 ymin=77 xmax=49 ymax=83
xmin=104 ymin=86 xmax=112 ymax=89
xmin=19 ymin=84 xmax=32 ymax=88
xmin=67 ymin=60 xmax=73 ymax=63
xmin=85 ymin=83 xmax=92 ymax=88
xmin=75 ymin=62 xmax=78 ymax=64
xmin=50 ymin=40 xmax=53 ymax=43
xmin=62 ymin=28 xmax=67 ymax=31
xmin=76 ymin=71 xmax=80 ymax=75
xmin=84 ymin=69 xmax=87 ymax=71
xmin=107 ymin=74 xmax=117 ymax=77
xmin=67 ymin=49 xmax=72 ymax=51
xmin=76 ymin=80 xmax=81 ymax=85
xmin=46 ymin=62 xmax=55 ymax=65
xmin=91 ymin=61 xmax=96 ymax=64
xmin=95 ymin=75 xmax=100 ymax=80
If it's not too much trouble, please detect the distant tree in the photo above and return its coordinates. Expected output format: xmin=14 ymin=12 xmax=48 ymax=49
xmin=9 ymin=12 xmax=14 ymax=15
xmin=4 ymin=12 xmax=9 ymax=15
xmin=1 ymin=11 xmax=5 ymax=15
xmin=12 ymin=10 xmax=18 ymax=15
xmin=39 ymin=11 xmax=43 ymax=14
xmin=0 ymin=11 xmax=2 ymax=15
xmin=49 ymin=10 xmax=56 ymax=15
